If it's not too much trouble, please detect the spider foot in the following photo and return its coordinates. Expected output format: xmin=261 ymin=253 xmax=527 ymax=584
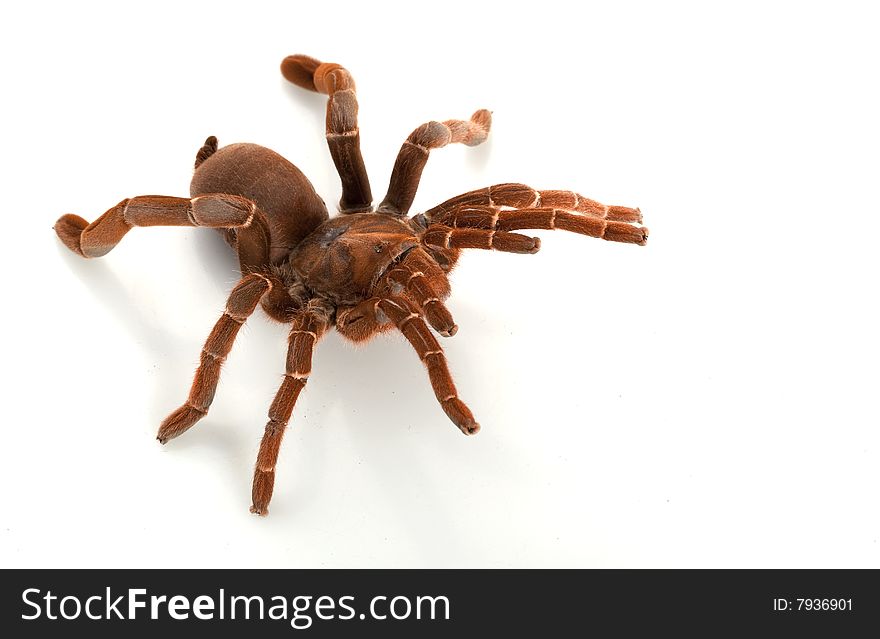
xmin=424 ymin=304 xmax=458 ymax=337
xmin=442 ymin=398 xmax=481 ymax=435
xmin=439 ymin=324 xmax=459 ymax=338
xmin=250 ymin=468 xmax=274 ymax=516
xmin=605 ymin=223 xmax=648 ymax=246
xmin=157 ymin=404 xmax=206 ymax=444
xmin=54 ymin=214 xmax=88 ymax=257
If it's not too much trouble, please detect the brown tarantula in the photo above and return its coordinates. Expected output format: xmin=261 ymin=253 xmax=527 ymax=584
xmin=54 ymin=54 xmax=647 ymax=515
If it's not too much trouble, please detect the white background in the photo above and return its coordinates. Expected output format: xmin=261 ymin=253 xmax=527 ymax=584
xmin=1 ymin=1 xmax=877 ymax=568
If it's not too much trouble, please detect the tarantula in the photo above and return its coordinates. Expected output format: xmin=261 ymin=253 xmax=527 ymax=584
xmin=54 ymin=54 xmax=648 ymax=515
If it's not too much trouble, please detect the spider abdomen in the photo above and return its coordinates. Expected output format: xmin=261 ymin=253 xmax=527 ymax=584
xmin=191 ymin=142 xmax=329 ymax=263
xmin=291 ymin=213 xmax=419 ymax=305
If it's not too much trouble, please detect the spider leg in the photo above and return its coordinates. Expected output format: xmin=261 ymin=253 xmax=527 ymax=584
xmin=251 ymin=300 xmax=332 ymax=516
xmin=335 ymin=249 xmax=456 ymax=338
xmin=426 ymin=183 xmax=643 ymax=223
xmin=427 ymin=205 xmax=648 ymax=246
xmin=377 ymin=110 xmax=492 ymax=217
xmin=281 ymin=55 xmax=372 ymax=213
xmin=378 ymin=296 xmax=479 ymax=435
xmin=54 ymin=193 xmax=257 ymax=258
xmin=157 ymin=273 xmax=273 ymax=443
xmin=421 ymin=183 xmax=647 ymax=246
xmin=385 ymin=247 xmax=457 ymax=337
xmin=423 ymin=224 xmax=543 ymax=254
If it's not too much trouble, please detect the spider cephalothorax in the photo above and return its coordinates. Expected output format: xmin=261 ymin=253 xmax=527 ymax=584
xmin=54 ymin=54 xmax=648 ymax=515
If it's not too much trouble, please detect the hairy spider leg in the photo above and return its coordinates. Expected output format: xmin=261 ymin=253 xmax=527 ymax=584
xmin=384 ymin=247 xmax=457 ymax=337
xmin=429 ymin=205 xmax=648 ymax=245
xmin=335 ymin=294 xmax=477 ymax=434
xmin=377 ymin=110 xmax=492 ymax=216
xmin=419 ymin=183 xmax=648 ymax=259
xmin=281 ymin=55 xmax=373 ymax=214
xmin=251 ymin=301 xmax=331 ymax=515
xmin=423 ymin=224 xmax=543 ymax=254
xmin=54 ymin=194 xmax=258 ymax=258
xmin=157 ymin=273 xmax=273 ymax=443
xmin=378 ymin=296 xmax=479 ymax=435
xmin=426 ymin=183 xmax=643 ymax=223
